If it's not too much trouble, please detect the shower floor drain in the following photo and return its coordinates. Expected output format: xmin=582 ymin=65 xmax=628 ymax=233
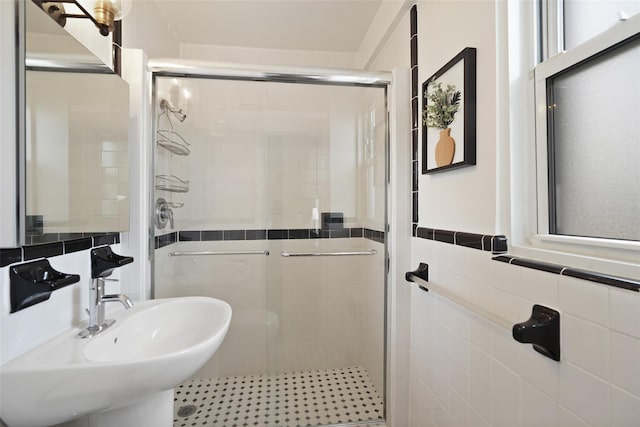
xmin=173 ymin=365 xmax=384 ymax=427
xmin=176 ymin=404 xmax=197 ymax=418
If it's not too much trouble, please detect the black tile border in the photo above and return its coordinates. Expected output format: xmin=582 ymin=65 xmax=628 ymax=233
xmin=156 ymin=232 xmax=177 ymax=249
xmin=25 ymin=231 xmax=120 ymax=245
xmin=1 ymin=233 xmax=122 ymax=267
xmin=493 ymin=255 xmax=640 ymax=292
xmin=23 ymin=242 xmax=64 ymax=261
xmin=0 ymin=248 xmax=22 ymax=268
xmin=414 ymin=227 xmax=508 ymax=254
xmin=155 ymin=227 xmax=386 ymax=249
xmin=410 ymin=4 xmax=419 ymax=232
xmin=63 ymin=237 xmax=94 ymax=254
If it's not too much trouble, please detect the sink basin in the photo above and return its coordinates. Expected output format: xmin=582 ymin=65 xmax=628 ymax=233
xmin=0 ymin=296 xmax=231 ymax=427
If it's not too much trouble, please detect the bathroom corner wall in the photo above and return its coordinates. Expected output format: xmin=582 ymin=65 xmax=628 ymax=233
xmin=403 ymin=1 xmax=640 ymax=427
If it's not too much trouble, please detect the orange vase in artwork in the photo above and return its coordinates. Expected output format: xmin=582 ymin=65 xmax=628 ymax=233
xmin=435 ymin=128 xmax=455 ymax=166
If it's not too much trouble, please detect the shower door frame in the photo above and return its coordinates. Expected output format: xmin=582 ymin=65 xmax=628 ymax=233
xmin=149 ymin=60 xmax=392 ymax=425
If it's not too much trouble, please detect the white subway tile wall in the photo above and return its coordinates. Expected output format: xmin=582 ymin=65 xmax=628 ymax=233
xmin=409 ymin=238 xmax=640 ymax=427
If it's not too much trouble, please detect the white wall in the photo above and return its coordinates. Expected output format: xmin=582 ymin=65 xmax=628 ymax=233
xmin=417 ymin=0 xmax=498 ymax=234
xmin=362 ymin=1 xmax=640 ymax=427
xmin=180 ymin=43 xmax=355 ymax=69
xmin=122 ymin=1 xmax=181 ymax=59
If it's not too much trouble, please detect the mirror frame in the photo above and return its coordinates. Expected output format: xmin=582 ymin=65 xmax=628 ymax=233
xmin=14 ymin=0 xmax=126 ymax=246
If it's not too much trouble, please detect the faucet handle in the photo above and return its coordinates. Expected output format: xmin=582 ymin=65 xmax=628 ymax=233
xmin=155 ymin=197 xmax=175 ymax=229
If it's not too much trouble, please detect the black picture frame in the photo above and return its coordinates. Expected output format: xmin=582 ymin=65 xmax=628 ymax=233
xmin=422 ymin=47 xmax=476 ymax=174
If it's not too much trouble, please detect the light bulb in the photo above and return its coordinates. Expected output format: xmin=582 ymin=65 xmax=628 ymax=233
xmin=92 ymin=0 xmax=132 ymax=35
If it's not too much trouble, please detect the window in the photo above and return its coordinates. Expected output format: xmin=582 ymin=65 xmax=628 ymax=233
xmin=533 ymin=2 xmax=640 ymax=248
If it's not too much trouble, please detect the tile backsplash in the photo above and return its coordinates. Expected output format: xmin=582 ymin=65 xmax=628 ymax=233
xmin=408 ymin=237 xmax=640 ymax=427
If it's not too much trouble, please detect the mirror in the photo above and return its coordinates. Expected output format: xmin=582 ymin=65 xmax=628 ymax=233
xmin=22 ymin=0 xmax=129 ymax=244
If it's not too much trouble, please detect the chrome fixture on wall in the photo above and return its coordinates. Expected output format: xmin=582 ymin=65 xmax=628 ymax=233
xmin=78 ymin=245 xmax=134 ymax=338
xmin=33 ymin=0 xmax=130 ymax=36
xmin=155 ymin=198 xmax=175 ymax=229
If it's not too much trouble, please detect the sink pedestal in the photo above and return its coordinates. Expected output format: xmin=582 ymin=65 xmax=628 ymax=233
xmin=54 ymin=390 xmax=173 ymax=427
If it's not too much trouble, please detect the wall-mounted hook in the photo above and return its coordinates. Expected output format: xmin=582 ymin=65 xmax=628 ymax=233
xmin=513 ymin=304 xmax=560 ymax=361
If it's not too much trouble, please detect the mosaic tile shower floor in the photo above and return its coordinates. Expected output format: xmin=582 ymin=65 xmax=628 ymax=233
xmin=173 ymin=366 xmax=384 ymax=427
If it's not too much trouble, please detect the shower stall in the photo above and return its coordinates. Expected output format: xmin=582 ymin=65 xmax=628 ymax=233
xmin=151 ymin=64 xmax=389 ymax=427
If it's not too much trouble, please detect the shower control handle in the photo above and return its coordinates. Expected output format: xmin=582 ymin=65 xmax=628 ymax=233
xmin=155 ymin=198 xmax=174 ymax=229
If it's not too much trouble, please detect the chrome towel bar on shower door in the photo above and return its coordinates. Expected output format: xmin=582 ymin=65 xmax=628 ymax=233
xmin=280 ymin=249 xmax=377 ymax=257
xmin=168 ymin=250 xmax=270 ymax=257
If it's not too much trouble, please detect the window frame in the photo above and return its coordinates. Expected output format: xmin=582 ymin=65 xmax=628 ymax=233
xmin=507 ymin=1 xmax=640 ymax=269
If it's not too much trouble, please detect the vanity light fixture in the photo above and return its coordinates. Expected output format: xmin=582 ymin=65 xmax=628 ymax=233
xmin=34 ymin=0 xmax=131 ymax=36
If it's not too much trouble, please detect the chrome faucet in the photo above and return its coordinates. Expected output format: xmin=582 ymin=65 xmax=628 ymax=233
xmin=77 ymin=278 xmax=133 ymax=338
xmin=77 ymin=246 xmax=134 ymax=339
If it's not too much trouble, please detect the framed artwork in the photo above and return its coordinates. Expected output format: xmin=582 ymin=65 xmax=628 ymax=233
xmin=422 ymin=47 xmax=476 ymax=174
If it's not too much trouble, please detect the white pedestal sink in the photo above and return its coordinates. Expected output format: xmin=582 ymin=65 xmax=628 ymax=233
xmin=0 ymin=297 xmax=232 ymax=427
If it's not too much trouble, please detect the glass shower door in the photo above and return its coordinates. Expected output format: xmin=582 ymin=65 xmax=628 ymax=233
xmin=153 ymin=75 xmax=387 ymax=427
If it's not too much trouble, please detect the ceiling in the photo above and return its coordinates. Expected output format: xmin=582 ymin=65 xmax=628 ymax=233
xmin=151 ymin=0 xmax=384 ymax=52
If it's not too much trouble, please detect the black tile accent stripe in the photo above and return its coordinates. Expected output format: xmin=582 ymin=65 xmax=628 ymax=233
xmin=26 ymin=231 xmax=121 ymax=246
xmin=268 ymin=229 xmax=288 ymax=240
xmin=350 ymin=227 xmax=363 ymax=238
xmin=0 ymin=248 xmax=22 ymax=268
xmin=156 ymin=228 xmax=386 ymax=248
xmin=414 ymin=226 xmax=508 ymax=253
xmin=416 ymin=227 xmax=433 ymax=240
xmin=511 ymin=257 xmax=565 ymax=274
xmin=288 ymin=229 xmax=310 ymax=239
xmin=410 ymin=4 xmax=419 ymax=234
xmin=93 ymin=234 xmax=118 ymax=246
xmin=434 ymin=229 xmax=455 ymax=244
xmin=23 ymin=242 xmax=64 ymax=261
xmin=246 ymin=229 xmax=267 ymax=240
xmin=64 ymin=238 xmax=93 ymax=254
xmin=410 ymin=36 xmax=418 ymax=67
xmin=562 ymin=268 xmax=639 ymax=291
xmin=202 ymin=230 xmax=223 ymax=241
xmin=410 ymin=4 xmax=417 ymax=35
xmin=223 ymin=230 xmax=245 ymax=241
xmin=156 ymin=232 xmax=177 ymax=249
xmin=179 ymin=231 xmax=201 ymax=241
xmin=456 ymin=232 xmax=484 ymax=250
xmin=492 ymin=255 xmax=640 ymax=292
xmin=2 ymin=233 xmax=124 ymax=266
